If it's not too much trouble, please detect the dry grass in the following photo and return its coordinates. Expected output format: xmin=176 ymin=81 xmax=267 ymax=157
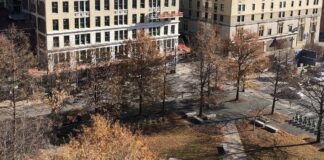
xmin=144 ymin=114 xmax=224 ymax=160
xmin=30 ymin=115 xmax=155 ymax=160
xmin=266 ymin=112 xmax=289 ymax=124
xmin=236 ymin=121 xmax=324 ymax=160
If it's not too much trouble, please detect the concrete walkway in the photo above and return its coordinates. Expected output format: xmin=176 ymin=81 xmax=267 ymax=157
xmin=222 ymin=123 xmax=247 ymax=160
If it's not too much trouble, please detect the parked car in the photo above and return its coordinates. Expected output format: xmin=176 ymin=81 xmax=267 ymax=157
xmin=309 ymin=72 xmax=324 ymax=84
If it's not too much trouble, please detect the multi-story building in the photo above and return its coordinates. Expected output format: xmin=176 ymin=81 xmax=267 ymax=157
xmin=21 ymin=0 xmax=182 ymax=71
xmin=320 ymin=1 xmax=324 ymax=36
xmin=180 ymin=0 xmax=322 ymax=52
xmin=0 ymin=0 xmax=22 ymax=13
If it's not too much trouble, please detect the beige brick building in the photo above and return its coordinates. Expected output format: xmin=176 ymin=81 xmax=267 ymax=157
xmin=21 ymin=0 xmax=181 ymax=71
xmin=180 ymin=0 xmax=322 ymax=52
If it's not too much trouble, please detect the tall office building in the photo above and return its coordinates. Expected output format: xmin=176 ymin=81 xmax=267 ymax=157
xmin=21 ymin=0 xmax=182 ymax=71
xmin=180 ymin=0 xmax=322 ymax=52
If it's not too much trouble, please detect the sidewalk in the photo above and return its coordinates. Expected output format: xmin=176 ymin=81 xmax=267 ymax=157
xmin=222 ymin=122 xmax=247 ymax=160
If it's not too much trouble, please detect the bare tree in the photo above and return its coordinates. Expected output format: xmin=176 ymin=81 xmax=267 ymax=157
xmin=303 ymin=82 xmax=324 ymax=143
xmin=192 ymin=22 xmax=224 ymax=116
xmin=119 ymin=31 xmax=164 ymax=116
xmin=0 ymin=25 xmax=34 ymax=159
xmin=269 ymin=51 xmax=296 ymax=115
xmin=299 ymin=65 xmax=324 ymax=143
xmin=161 ymin=49 xmax=174 ymax=115
xmin=247 ymin=103 xmax=268 ymax=131
xmin=228 ymin=30 xmax=266 ymax=101
xmin=0 ymin=117 xmax=51 ymax=160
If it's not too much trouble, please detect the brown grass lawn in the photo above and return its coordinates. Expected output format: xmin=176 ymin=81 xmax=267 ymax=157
xmin=266 ymin=112 xmax=289 ymax=124
xmin=236 ymin=121 xmax=324 ymax=160
xmin=143 ymin=113 xmax=224 ymax=160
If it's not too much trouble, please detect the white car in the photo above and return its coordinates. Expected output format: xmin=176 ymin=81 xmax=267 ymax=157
xmin=310 ymin=72 xmax=324 ymax=84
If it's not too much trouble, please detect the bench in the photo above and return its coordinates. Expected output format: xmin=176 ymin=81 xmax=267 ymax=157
xmin=192 ymin=115 xmax=204 ymax=124
xmin=258 ymin=116 xmax=270 ymax=123
xmin=206 ymin=113 xmax=217 ymax=120
xmin=185 ymin=112 xmax=197 ymax=117
xmin=264 ymin=124 xmax=279 ymax=133
xmin=251 ymin=119 xmax=265 ymax=127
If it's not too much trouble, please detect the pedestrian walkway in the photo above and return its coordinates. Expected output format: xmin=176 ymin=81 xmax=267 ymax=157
xmin=222 ymin=122 xmax=247 ymax=160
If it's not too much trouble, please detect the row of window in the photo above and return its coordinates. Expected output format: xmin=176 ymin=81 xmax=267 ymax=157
xmin=190 ymin=1 xmax=224 ymax=12
xmin=52 ymin=0 xmax=177 ymax=13
xmin=52 ymin=25 xmax=176 ymax=48
xmin=149 ymin=25 xmax=175 ymax=36
xmin=186 ymin=0 xmax=320 ymax=13
xmin=188 ymin=11 xmax=225 ymax=22
xmin=50 ymin=38 xmax=177 ymax=65
xmin=256 ymin=22 xmax=316 ymax=37
xmin=236 ymin=9 xmax=319 ymax=23
xmin=50 ymin=49 xmax=111 ymax=65
xmin=52 ymin=14 xmax=148 ymax=30
xmin=237 ymin=0 xmax=321 ymax=12
xmin=257 ymin=23 xmax=286 ymax=37
xmin=186 ymin=9 xmax=319 ymax=23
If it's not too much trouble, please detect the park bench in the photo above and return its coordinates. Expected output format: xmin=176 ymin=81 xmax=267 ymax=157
xmin=258 ymin=116 xmax=270 ymax=123
xmin=206 ymin=113 xmax=216 ymax=120
xmin=192 ymin=115 xmax=204 ymax=124
xmin=185 ymin=112 xmax=197 ymax=117
xmin=264 ymin=124 xmax=279 ymax=133
xmin=251 ymin=119 xmax=265 ymax=127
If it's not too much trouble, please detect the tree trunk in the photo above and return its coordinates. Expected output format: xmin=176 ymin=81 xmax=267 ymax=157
xmin=235 ymin=65 xmax=241 ymax=101
xmin=12 ymin=43 xmax=17 ymax=160
xmin=241 ymin=75 xmax=246 ymax=92
xmin=316 ymin=115 xmax=323 ymax=143
xmin=199 ymin=83 xmax=204 ymax=117
xmin=12 ymin=85 xmax=16 ymax=160
xmin=162 ymin=51 xmax=167 ymax=115
xmin=271 ymin=82 xmax=278 ymax=115
xmin=138 ymin=77 xmax=143 ymax=116
xmin=215 ymin=67 xmax=219 ymax=87
xmin=139 ymin=93 xmax=143 ymax=116
xmin=235 ymin=76 xmax=240 ymax=101
xmin=207 ymin=66 xmax=211 ymax=97
xmin=317 ymin=100 xmax=324 ymax=143
xmin=271 ymin=68 xmax=280 ymax=115
xmin=94 ymin=84 xmax=98 ymax=105
xmin=199 ymin=56 xmax=204 ymax=117
xmin=162 ymin=75 xmax=166 ymax=114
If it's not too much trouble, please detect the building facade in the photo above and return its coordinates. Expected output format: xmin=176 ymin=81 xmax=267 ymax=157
xmin=0 ymin=0 xmax=22 ymax=13
xmin=320 ymin=1 xmax=324 ymax=35
xmin=21 ymin=0 xmax=181 ymax=71
xmin=180 ymin=0 xmax=322 ymax=52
